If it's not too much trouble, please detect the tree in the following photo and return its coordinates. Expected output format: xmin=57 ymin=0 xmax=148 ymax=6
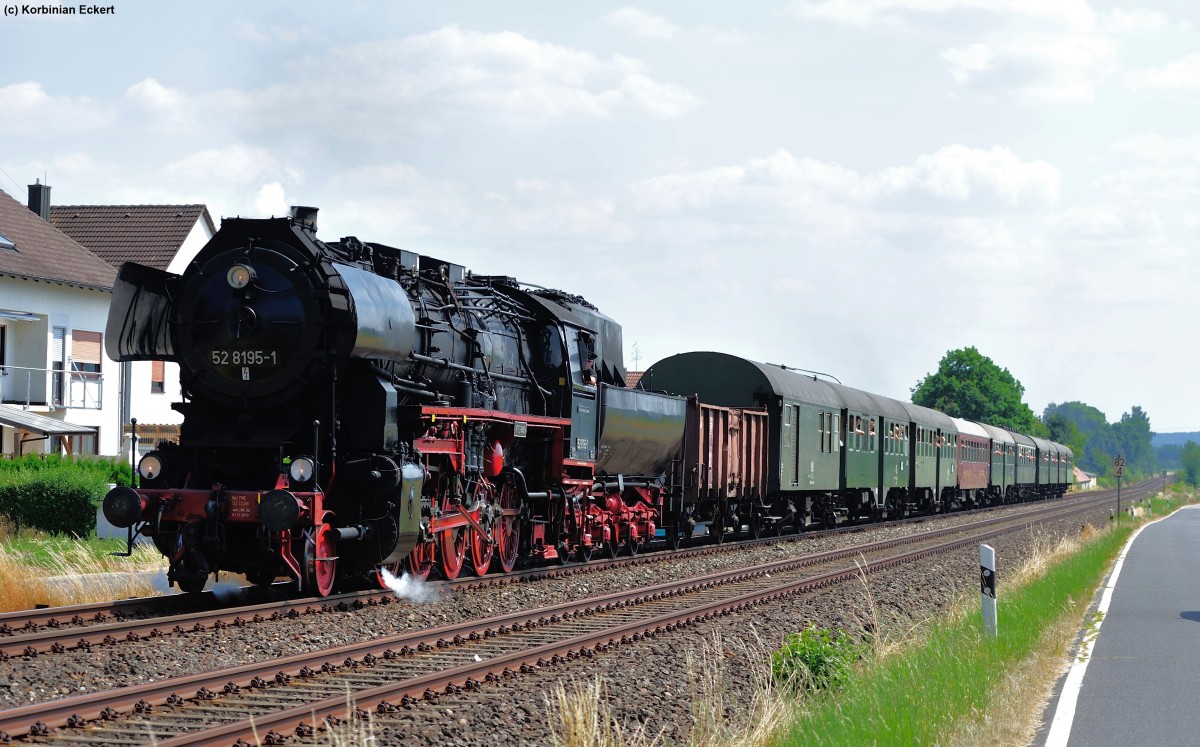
xmin=911 ymin=347 xmax=1046 ymax=436
xmin=1112 ymin=406 xmax=1155 ymax=478
xmin=1181 ymin=441 xmax=1200 ymax=486
xmin=1045 ymin=401 xmax=1157 ymax=478
xmin=1044 ymin=411 xmax=1085 ymax=457
xmin=1044 ymin=401 xmax=1109 ymax=439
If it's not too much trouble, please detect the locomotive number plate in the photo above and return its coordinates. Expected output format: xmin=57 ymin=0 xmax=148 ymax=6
xmin=211 ymin=349 xmax=279 ymax=367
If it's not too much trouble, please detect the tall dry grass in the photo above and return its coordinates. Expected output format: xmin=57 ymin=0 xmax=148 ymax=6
xmin=543 ymin=631 xmax=790 ymax=747
xmin=0 ymin=515 xmax=165 ymax=612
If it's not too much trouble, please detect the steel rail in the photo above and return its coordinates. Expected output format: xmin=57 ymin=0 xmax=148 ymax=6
xmin=0 ymin=490 xmax=1122 ymax=659
xmin=0 ymin=486 xmax=1139 ymax=649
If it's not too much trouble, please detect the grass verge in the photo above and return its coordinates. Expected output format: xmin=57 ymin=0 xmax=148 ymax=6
xmin=773 ymin=495 xmax=1188 ymax=747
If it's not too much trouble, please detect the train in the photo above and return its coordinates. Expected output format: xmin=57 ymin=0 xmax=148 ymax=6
xmin=100 ymin=208 xmax=1073 ymax=595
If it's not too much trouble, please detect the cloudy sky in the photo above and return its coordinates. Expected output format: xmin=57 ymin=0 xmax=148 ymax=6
xmin=3 ymin=1 xmax=1197 ymax=430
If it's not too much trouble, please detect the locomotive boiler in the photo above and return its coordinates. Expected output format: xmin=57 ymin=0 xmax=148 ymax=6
xmin=102 ymin=208 xmax=678 ymax=594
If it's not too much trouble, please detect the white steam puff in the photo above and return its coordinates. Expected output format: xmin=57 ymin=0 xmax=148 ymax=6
xmin=380 ymin=567 xmax=443 ymax=604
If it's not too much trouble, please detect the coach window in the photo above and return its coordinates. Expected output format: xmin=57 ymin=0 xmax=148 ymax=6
xmin=817 ymin=411 xmax=825 ymax=453
xmin=869 ymin=418 xmax=876 ymax=452
xmin=834 ymin=414 xmax=841 ymax=451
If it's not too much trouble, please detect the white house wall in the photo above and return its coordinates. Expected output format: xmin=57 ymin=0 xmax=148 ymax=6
xmin=166 ymin=217 xmax=213 ymax=275
xmin=0 ymin=275 xmax=120 ymax=455
xmin=127 ymin=360 xmax=183 ymax=426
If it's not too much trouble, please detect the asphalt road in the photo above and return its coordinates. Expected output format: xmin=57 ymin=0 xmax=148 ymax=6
xmin=1042 ymin=506 xmax=1200 ymax=746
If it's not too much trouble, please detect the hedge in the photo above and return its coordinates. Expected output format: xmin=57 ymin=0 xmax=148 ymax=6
xmin=0 ymin=456 xmax=130 ymax=536
xmin=0 ymin=454 xmax=133 ymax=487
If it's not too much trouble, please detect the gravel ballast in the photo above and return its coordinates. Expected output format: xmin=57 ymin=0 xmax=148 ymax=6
xmin=0 ymin=498 xmax=1125 ymax=745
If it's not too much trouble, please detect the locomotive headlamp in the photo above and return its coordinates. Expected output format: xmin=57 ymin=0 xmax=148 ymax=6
xmin=289 ymin=456 xmax=316 ymax=484
xmin=226 ymin=264 xmax=257 ymax=289
xmin=138 ymin=452 xmax=164 ymax=481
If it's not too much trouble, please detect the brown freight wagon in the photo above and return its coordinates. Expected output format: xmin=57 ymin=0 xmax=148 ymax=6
xmin=680 ymin=397 xmax=770 ymax=541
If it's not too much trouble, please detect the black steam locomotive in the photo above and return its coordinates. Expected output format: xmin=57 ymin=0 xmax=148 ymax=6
xmin=102 ymin=209 xmax=680 ymax=594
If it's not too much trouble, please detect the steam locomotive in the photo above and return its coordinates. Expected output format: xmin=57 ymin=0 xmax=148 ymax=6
xmin=101 ymin=208 xmax=1073 ymax=596
xmin=101 ymin=209 xmax=677 ymax=594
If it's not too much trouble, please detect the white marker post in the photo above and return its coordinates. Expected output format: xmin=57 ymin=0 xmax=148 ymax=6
xmin=980 ymin=544 xmax=997 ymax=637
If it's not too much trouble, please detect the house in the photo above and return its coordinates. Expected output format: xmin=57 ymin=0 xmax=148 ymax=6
xmin=1073 ymin=466 xmax=1097 ymax=490
xmin=0 ymin=183 xmax=119 ymax=456
xmin=51 ymin=203 xmax=216 ymax=454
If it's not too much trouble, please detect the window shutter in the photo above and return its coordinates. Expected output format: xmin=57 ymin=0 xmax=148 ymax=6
xmin=52 ymin=327 xmax=65 ymax=362
xmin=72 ymin=330 xmax=102 ymax=365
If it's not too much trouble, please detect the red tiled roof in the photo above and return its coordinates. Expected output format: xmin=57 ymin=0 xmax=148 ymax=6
xmin=626 ymin=371 xmax=644 ymax=388
xmin=0 ymin=190 xmax=116 ymax=290
xmin=50 ymin=204 xmax=215 ymax=271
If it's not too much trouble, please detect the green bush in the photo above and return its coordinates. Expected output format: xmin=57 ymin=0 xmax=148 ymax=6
xmin=772 ymin=626 xmax=864 ymax=694
xmin=0 ymin=463 xmax=110 ymax=538
xmin=0 ymin=454 xmax=132 ymax=488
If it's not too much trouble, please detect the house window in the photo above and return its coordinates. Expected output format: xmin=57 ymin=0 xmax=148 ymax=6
xmin=69 ymin=330 xmax=102 ymax=409
xmin=68 ymin=431 xmax=98 ymax=456
xmin=52 ymin=326 xmax=66 ymax=405
xmin=151 ymin=360 xmax=165 ymax=393
xmin=0 ymin=324 xmax=6 ymax=373
xmin=71 ymin=330 xmax=102 ymax=373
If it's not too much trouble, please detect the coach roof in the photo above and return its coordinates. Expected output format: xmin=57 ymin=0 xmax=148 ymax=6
xmin=642 ymin=351 xmax=842 ymax=409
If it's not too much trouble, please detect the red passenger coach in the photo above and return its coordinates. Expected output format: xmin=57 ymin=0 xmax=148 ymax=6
xmin=952 ymin=417 xmax=991 ymax=507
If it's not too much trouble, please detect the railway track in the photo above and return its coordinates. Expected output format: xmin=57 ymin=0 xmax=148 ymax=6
xmin=0 ymin=491 xmax=1128 ymax=745
xmin=0 ymin=487 xmax=1149 ymax=662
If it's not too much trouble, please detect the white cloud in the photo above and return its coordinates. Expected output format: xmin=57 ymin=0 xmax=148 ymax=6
xmin=164 ymin=144 xmax=291 ymax=185
xmin=695 ymin=24 xmax=747 ymax=45
xmin=607 ymin=8 xmax=679 ymax=39
xmin=942 ymin=32 xmax=1117 ymax=103
xmin=236 ymin=22 xmax=310 ymax=44
xmin=1126 ymin=53 xmax=1200 ymax=90
xmin=630 ymin=145 xmax=1059 ymax=215
xmin=1113 ymin=134 xmax=1200 ymax=163
xmin=1090 ymin=166 xmax=1200 ymax=202
xmin=53 ymin=25 xmax=700 ymax=148
xmin=788 ymin=0 xmax=1122 ymax=103
xmin=274 ymin=26 xmax=703 ymax=127
xmin=783 ymin=0 xmax=1097 ymax=31
xmin=125 ymin=78 xmax=194 ymax=128
xmin=0 ymin=82 xmax=116 ymax=134
xmin=606 ymin=8 xmax=745 ymax=44
xmin=236 ymin=22 xmax=271 ymax=43
xmin=1048 ymin=206 xmax=1125 ymax=239
xmin=1101 ymin=8 xmax=1169 ymax=34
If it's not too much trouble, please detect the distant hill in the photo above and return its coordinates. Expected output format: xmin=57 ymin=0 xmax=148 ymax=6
xmin=1153 ymin=432 xmax=1200 ymax=447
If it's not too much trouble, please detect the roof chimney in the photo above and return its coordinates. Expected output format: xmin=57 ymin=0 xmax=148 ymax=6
xmin=28 ymin=180 xmax=51 ymax=222
xmin=289 ymin=206 xmax=318 ymax=233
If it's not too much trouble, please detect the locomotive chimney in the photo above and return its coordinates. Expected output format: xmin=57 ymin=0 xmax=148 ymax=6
xmin=27 ymin=179 xmax=51 ymax=222
xmin=289 ymin=205 xmax=318 ymax=232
